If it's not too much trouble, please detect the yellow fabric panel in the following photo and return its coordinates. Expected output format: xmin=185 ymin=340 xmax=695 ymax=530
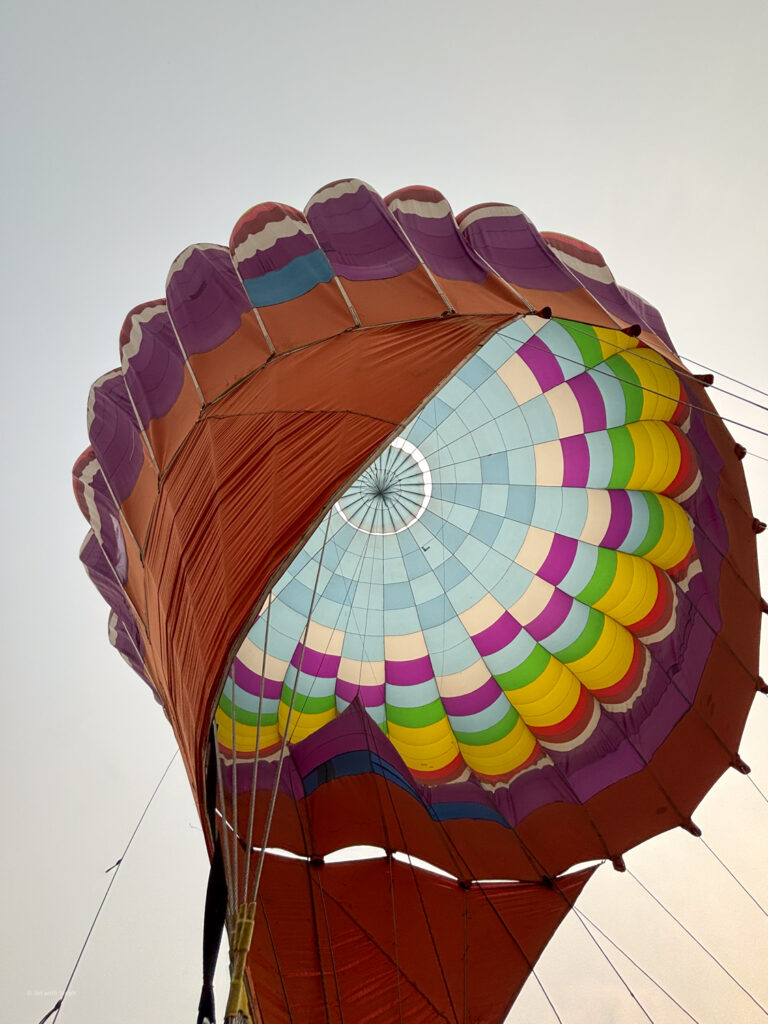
xmin=387 ymin=716 xmax=461 ymax=773
xmin=644 ymin=495 xmax=695 ymax=569
xmin=625 ymin=421 xmax=682 ymax=493
xmin=214 ymin=707 xmax=280 ymax=755
xmin=594 ymin=325 xmax=639 ymax=359
xmin=593 ymin=552 xmax=659 ymax=626
xmin=507 ymin=657 xmax=582 ymax=726
xmin=279 ymin=703 xmax=337 ymax=743
xmin=459 ymin=718 xmax=538 ymax=775
xmin=621 ymin=349 xmax=680 ymax=422
xmin=566 ymin=614 xmax=635 ymax=691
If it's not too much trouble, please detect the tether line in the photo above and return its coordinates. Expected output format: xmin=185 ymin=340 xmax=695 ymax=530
xmin=46 ymin=751 xmax=178 ymax=1024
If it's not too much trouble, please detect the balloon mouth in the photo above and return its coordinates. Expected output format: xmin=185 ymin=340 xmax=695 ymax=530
xmin=334 ymin=436 xmax=432 ymax=536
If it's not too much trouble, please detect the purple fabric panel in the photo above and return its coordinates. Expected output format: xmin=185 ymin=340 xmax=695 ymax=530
xmin=336 ymin=679 xmax=386 ymax=707
xmin=472 ymin=611 xmax=521 ymax=656
xmin=683 ymin=460 xmax=727 ymax=627
xmin=558 ymin=588 xmax=713 ymax=804
xmin=518 ymin=339 xmax=566 ymax=391
xmin=235 ymin=230 xmax=318 ymax=280
xmin=526 ymin=588 xmax=572 ymax=642
xmin=232 ymin=658 xmax=283 ymax=701
xmin=289 ymin=699 xmax=409 ymax=779
xmin=88 ymin=374 xmax=144 ymax=503
xmin=80 ymin=533 xmax=122 ymax=609
xmin=385 ymin=655 xmax=434 ymax=685
xmin=111 ymin=617 xmax=148 ymax=682
xmin=425 ymin=772 xmax=509 ymax=815
xmin=290 ymin=643 xmax=341 ymax=678
xmin=619 ymin=285 xmax=676 ymax=352
xmin=560 ymin=713 xmax=648 ymax=803
xmin=166 ymin=246 xmax=251 ymax=356
xmin=306 ymin=182 xmax=419 ymax=281
xmin=570 ymin=373 xmax=607 ymax=432
xmin=681 ymin=552 xmax=720 ymax=631
xmin=390 ymin=209 xmax=488 ymax=283
xmin=84 ymin=466 xmax=128 ymax=581
xmin=601 ymin=490 xmax=633 ymax=549
xmin=685 ymin=526 xmax=721 ymax=630
xmin=560 ymin=435 xmax=591 ymax=487
xmin=538 ymin=534 xmax=579 ymax=586
xmin=685 ymin=403 xmax=726 ymax=511
xmin=681 ymin=406 xmax=727 ymax=632
xmin=562 ymin=268 xmax=646 ymax=329
xmin=460 ymin=210 xmax=576 ymax=292
xmin=441 ymin=676 xmax=500 ymax=717
xmin=80 ymin=533 xmax=136 ymax=638
xmin=223 ymin=753 xmax=304 ymax=799
xmin=494 ymin=761 xmax=582 ymax=824
xmin=122 ymin=308 xmax=185 ymax=425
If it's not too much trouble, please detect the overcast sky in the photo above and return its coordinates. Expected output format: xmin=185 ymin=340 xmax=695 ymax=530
xmin=2 ymin=2 xmax=767 ymax=1022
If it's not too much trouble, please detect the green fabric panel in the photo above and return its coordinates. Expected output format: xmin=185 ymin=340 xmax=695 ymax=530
xmin=496 ymin=644 xmax=550 ymax=690
xmin=633 ymin=491 xmax=665 ymax=557
xmin=453 ymin=706 xmax=520 ymax=746
xmin=607 ymin=426 xmax=634 ymax=488
xmin=557 ymin=318 xmax=603 ymax=368
xmin=607 ymin=354 xmax=644 ymax=423
xmin=555 ymin=607 xmax=605 ymax=664
xmin=386 ymin=698 xmax=447 ymax=729
xmin=220 ymin=692 xmax=279 ymax=727
xmin=576 ymin=547 xmax=617 ymax=605
xmin=279 ymin=685 xmax=336 ymax=715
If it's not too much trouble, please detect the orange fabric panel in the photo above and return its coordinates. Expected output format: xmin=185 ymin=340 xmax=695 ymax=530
xmin=122 ymin=539 xmax=148 ymax=626
xmin=141 ymin=314 xmax=511 ymax=797
xmin=431 ymin=273 xmax=531 ymax=317
xmin=186 ymin=311 xmax=271 ymax=405
xmin=229 ymin=768 xmax=545 ymax=884
xmin=509 ymin=284 xmax=619 ymax=328
xmin=246 ymin=855 xmax=595 ymax=1024
xmin=119 ymin=457 xmax=157 ymax=552
xmin=144 ymin=369 xmax=201 ymax=473
xmin=301 ymin=772 xmax=541 ymax=882
xmin=693 ymin=635 xmax=757 ymax=755
xmin=338 ymin=266 xmax=450 ymax=326
xmin=229 ymin=785 xmax=313 ymax=859
xmin=258 ymin=281 xmax=357 ymax=355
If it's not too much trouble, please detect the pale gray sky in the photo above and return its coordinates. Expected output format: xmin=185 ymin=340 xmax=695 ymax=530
xmin=2 ymin=1 xmax=767 ymax=1022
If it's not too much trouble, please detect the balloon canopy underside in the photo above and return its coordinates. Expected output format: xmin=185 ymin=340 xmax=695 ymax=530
xmin=73 ymin=178 xmax=761 ymax=1024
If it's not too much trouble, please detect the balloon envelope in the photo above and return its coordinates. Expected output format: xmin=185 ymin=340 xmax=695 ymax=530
xmin=74 ymin=179 xmax=761 ymax=1023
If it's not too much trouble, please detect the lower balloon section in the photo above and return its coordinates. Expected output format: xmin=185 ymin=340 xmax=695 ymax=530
xmin=243 ymin=855 xmax=594 ymax=1024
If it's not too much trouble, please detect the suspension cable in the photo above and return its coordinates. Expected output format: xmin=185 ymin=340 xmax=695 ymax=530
xmin=627 ymin=868 xmax=768 ymax=1016
xmin=699 ymin=837 xmax=768 ymax=918
xmin=574 ymin=907 xmax=700 ymax=1023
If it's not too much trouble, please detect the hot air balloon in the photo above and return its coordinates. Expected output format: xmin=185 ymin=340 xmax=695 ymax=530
xmin=73 ymin=179 xmax=762 ymax=1024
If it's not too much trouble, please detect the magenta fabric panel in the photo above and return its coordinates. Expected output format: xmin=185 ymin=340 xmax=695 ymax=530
xmin=386 ymin=185 xmax=489 ymax=283
xmin=119 ymin=302 xmax=187 ymax=426
xmin=457 ymin=203 xmax=578 ymax=292
xmin=87 ymin=369 xmax=146 ymax=504
xmin=305 ymin=178 xmax=420 ymax=281
xmin=166 ymin=244 xmax=253 ymax=356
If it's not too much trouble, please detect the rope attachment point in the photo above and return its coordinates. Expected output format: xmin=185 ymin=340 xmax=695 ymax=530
xmin=224 ymin=901 xmax=257 ymax=1024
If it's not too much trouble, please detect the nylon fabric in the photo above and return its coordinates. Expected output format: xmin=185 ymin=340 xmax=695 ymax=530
xmin=245 ymin=855 xmax=595 ymax=1024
